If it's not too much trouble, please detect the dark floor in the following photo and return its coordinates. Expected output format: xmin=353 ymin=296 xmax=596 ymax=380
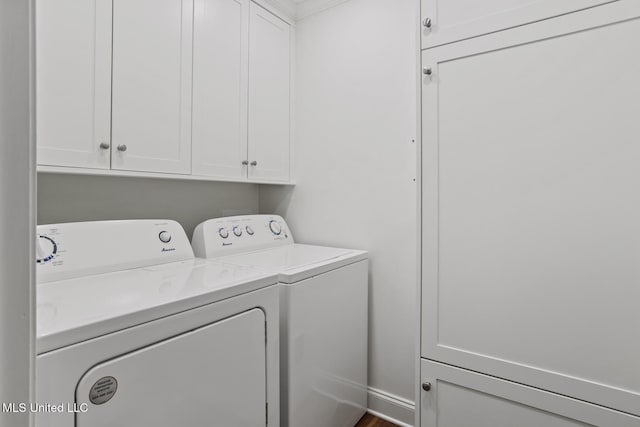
xmin=355 ymin=413 xmax=400 ymax=427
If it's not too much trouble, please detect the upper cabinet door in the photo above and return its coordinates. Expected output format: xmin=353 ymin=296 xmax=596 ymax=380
xmin=36 ymin=0 xmax=112 ymax=169
xmin=247 ymin=3 xmax=291 ymax=182
xmin=192 ymin=0 xmax=249 ymax=179
xmin=111 ymin=0 xmax=193 ymax=174
xmin=420 ymin=0 xmax=615 ymax=48
xmin=421 ymin=2 xmax=640 ymax=417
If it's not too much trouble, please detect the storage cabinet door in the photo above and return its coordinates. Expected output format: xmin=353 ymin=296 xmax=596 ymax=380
xmin=420 ymin=360 xmax=639 ymax=427
xmin=247 ymin=3 xmax=291 ymax=182
xmin=36 ymin=0 xmax=112 ymax=169
xmin=111 ymin=0 xmax=193 ymax=174
xmin=420 ymin=0 xmax=614 ymax=48
xmin=421 ymin=2 xmax=640 ymax=416
xmin=192 ymin=0 xmax=249 ymax=179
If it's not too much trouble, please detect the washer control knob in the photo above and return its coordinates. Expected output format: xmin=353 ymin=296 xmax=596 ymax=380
xmin=246 ymin=225 xmax=255 ymax=235
xmin=233 ymin=226 xmax=242 ymax=237
xmin=36 ymin=235 xmax=58 ymax=263
xmin=218 ymin=228 xmax=229 ymax=239
xmin=269 ymin=220 xmax=282 ymax=235
xmin=158 ymin=231 xmax=172 ymax=243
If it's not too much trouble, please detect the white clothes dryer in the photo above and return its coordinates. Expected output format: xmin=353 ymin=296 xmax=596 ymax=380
xmin=35 ymin=220 xmax=280 ymax=427
xmin=192 ymin=215 xmax=368 ymax=427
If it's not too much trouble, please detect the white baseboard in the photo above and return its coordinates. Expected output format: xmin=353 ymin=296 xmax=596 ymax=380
xmin=367 ymin=386 xmax=415 ymax=427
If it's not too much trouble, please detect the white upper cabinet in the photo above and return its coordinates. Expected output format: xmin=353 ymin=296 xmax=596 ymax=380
xmin=36 ymin=0 xmax=112 ymax=169
xmin=36 ymin=0 xmax=292 ymax=184
xmin=192 ymin=0 xmax=249 ymax=179
xmin=420 ymin=0 xmax=615 ymax=48
xmin=248 ymin=3 xmax=291 ymax=182
xmin=421 ymin=2 xmax=640 ymax=417
xmin=111 ymin=0 xmax=193 ymax=174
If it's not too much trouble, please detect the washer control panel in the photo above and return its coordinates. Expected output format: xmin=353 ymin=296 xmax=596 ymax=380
xmin=192 ymin=215 xmax=293 ymax=258
xmin=37 ymin=220 xmax=194 ymax=284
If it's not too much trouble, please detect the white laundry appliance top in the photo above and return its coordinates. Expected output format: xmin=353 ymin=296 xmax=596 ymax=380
xmin=36 ymin=220 xmax=278 ymax=354
xmin=192 ymin=215 xmax=368 ymax=283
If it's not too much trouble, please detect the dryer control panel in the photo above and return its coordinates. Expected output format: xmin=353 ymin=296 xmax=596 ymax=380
xmin=37 ymin=220 xmax=194 ymax=284
xmin=192 ymin=215 xmax=293 ymax=258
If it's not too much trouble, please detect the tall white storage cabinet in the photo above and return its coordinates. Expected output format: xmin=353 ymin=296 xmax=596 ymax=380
xmin=192 ymin=0 xmax=249 ymax=179
xmin=35 ymin=0 xmax=112 ymax=169
xmin=248 ymin=3 xmax=291 ymax=182
xmin=419 ymin=1 xmax=640 ymax=426
xmin=111 ymin=0 xmax=193 ymax=174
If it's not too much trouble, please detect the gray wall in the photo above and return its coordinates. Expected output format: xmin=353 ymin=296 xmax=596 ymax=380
xmin=0 ymin=0 xmax=35 ymax=425
xmin=259 ymin=0 xmax=417 ymax=422
xmin=38 ymin=174 xmax=259 ymax=237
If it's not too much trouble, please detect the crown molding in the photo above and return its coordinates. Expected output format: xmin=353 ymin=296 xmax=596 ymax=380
xmin=253 ymin=0 xmax=298 ymax=24
xmin=295 ymin=0 xmax=351 ymax=20
xmin=253 ymin=0 xmax=353 ymax=23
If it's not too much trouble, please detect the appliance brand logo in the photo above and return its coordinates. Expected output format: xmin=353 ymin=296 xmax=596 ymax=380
xmin=161 ymin=248 xmax=176 ymax=252
xmin=222 ymin=243 xmax=232 ymax=246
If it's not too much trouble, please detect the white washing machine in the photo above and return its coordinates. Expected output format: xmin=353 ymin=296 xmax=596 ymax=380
xmin=192 ymin=215 xmax=369 ymax=427
xmin=35 ymin=220 xmax=280 ymax=427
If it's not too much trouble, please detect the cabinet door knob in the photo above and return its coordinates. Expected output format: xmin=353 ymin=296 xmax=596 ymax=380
xmin=117 ymin=144 xmax=127 ymax=152
xmin=423 ymin=67 xmax=432 ymax=76
xmin=422 ymin=381 xmax=432 ymax=392
xmin=422 ymin=17 xmax=432 ymax=28
xmin=242 ymin=160 xmax=249 ymax=165
xmin=99 ymin=142 xmax=110 ymax=150
xmin=250 ymin=161 xmax=258 ymax=166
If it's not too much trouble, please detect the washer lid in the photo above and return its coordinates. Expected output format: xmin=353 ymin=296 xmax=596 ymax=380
xmin=36 ymin=259 xmax=278 ymax=354
xmin=219 ymin=244 xmax=368 ymax=283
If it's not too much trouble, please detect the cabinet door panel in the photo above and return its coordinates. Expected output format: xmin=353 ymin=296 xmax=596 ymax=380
xmin=420 ymin=360 xmax=639 ymax=427
xmin=420 ymin=0 xmax=615 ymax=48
xmin=192 ymin=0 xmax=249 ymax=179
xmin=247 ymin=3 xmax=291 ymax=182
xmin=111 ymin=0 xmax=193 ymax=174
xmin=421 ymin=2 xmax=640 ymax=416
xmin=36 ymin=0 xmax=112 ymax=169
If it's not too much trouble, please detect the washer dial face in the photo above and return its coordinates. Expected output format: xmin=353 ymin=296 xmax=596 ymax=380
xmin=36 ymin=235 xmax=58 ymax=263
xmin=233 ymin=226 xmax=242 ymax=237
xmin=269 ymin=220 xmax=282 ymax=235
xmin=218 ymin=228 xmax=229 ymax=239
